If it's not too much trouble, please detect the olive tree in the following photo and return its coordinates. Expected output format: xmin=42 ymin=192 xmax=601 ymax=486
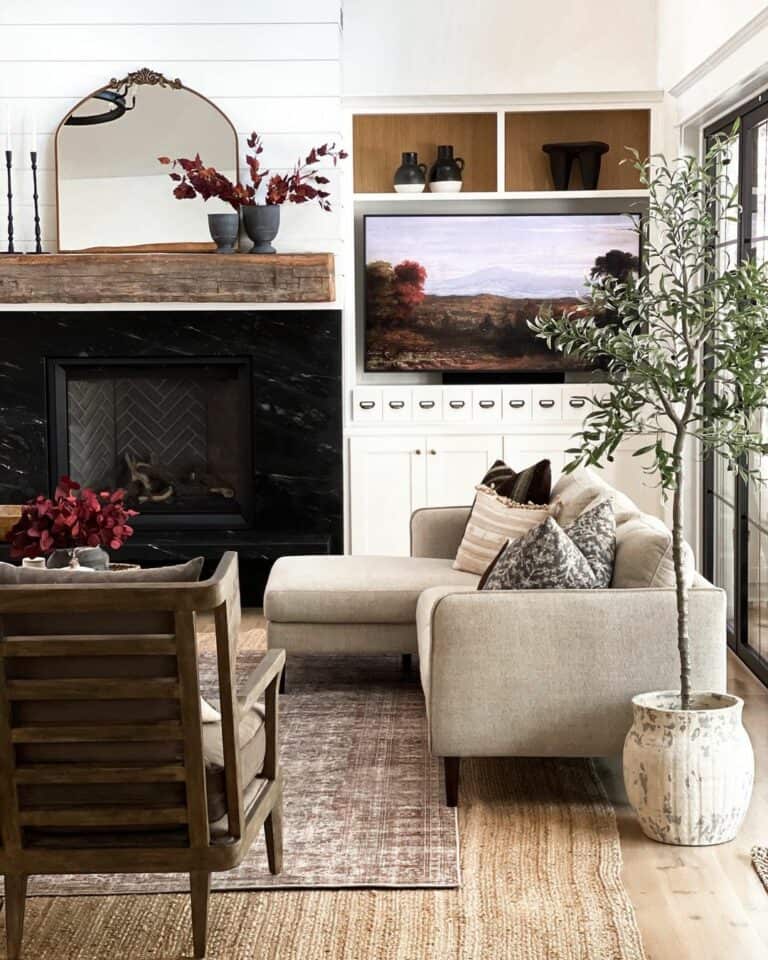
xmin=531 ymin=133 xmax=768 ymax=709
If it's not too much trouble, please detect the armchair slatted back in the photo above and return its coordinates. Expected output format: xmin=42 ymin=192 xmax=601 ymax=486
xmin=0 ymin=553 xmax=242 ymax=862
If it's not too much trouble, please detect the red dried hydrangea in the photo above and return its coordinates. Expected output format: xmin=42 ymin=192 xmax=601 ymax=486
xmin=7 ymin=476 xmax=138 ymax=560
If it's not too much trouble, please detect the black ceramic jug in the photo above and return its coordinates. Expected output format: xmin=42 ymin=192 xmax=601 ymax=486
xmin=429 ymin=145 xmax=464 ymax=192
xmin=393 ymin=152 xmax=427 ymax=193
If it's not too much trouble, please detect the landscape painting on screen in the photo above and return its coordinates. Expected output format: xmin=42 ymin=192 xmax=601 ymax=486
xmin=364 ymin=213 xmax=640 ymax=372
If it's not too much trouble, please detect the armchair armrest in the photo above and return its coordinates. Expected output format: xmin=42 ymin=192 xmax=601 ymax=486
xmin=238 ymin=648 xmax=285 ymax=782
xmin=416 ymin=584 xmax=727 ymax=758
xmin=238 ymin=648 xmax=286 ymax=715
xmin=410 ymin=506 xmax=471 ymax=559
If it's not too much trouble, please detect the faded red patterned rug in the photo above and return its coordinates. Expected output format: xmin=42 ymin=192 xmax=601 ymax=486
xmin=25 ymin=636 xmax=460 ymax=895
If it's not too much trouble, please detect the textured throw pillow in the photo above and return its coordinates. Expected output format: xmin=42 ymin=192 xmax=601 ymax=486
xmin=550 ymin=466 xmax=641 ymax=527
xmin=480 ymin=518 xmax=599 ymax=590
xmin=481 ymin=458 xmax=551 ymax=504
xmin=453 ymin=486 xmax=553 ymax=575
xmin=562 ymin=497 xmax=616 ymax=588
xmin=0 ymin=557 xmax=204 ymax=585
xmin=612 ymin=514 xmax=695 ymax=589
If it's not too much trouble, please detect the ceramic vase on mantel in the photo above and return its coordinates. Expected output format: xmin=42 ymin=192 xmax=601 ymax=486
xmin=207 ymin=212 xmax=240 ymax=254
xmin=242 ymin=204 xmax=281 ymax=254
xmin=623 ymin=691 xmax=754 ymax=846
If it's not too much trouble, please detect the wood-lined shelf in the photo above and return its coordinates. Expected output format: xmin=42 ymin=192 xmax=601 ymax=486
xmin=354 ymin=189 xmax=649 ymax=202
xmin=504 ymin=109 xmax=650 ymax=191
xmin=0 ymin=253 xmax=336 ymax=304
xmin=353 ymin=112 xmax=497 ymax=193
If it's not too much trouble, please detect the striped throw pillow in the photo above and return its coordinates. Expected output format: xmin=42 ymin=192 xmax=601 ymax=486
xmin=481 ymin=458 xmax=551 ymax=504
xmin=453 ymin=485 xmax=555 ymax=576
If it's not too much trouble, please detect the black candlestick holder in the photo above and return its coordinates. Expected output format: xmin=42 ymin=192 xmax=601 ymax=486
xmin=30 ymin=150 xmax=44 ymax=254
xmin=4 ymin=149 xmax=14 ymax=254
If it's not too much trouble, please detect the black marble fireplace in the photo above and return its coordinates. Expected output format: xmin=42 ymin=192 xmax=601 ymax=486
xmin=0 ymin=310 xmax=343 ymax=603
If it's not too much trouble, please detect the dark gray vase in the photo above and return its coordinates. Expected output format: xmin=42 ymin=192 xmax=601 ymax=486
xmin=207 ymin=212 xmax=240 ymax=254
xmin=242 ymin=204 xmax=281 ymax=254
xmin=46 ymin=546 xmax=109 ymax=570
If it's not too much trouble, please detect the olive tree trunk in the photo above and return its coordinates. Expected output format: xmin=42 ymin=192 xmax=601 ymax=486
xmin=672 ymin=431 xmax=691 ymax=710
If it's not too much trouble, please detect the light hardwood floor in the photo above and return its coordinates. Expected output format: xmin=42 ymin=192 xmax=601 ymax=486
xmin=597 ymin=652 xmax=768 ymax=960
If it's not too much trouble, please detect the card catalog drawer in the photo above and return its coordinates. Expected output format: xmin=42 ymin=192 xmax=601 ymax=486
xmin=352 ymin=388 xmax=382 ymax=422
xmin=531 ymin=386 xmax=562 ymax=421
xmin=382 ymin=391 xmax=413 ymax=421
xmin=562 ymin=385 xmax=595 ymax=422
xmin=412 ymin=387 xmax=444 ymax=421
xmin=472 ymin=388 xmax=502 ymax=421
xmin=443 ymin=387 xmax=471 ymax=421
xmin=502 ymin=387 xmax=533 ymax=423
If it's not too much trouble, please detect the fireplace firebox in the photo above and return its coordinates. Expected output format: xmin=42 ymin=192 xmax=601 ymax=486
xmin=48 ymin=358 xmax=253 ymax=528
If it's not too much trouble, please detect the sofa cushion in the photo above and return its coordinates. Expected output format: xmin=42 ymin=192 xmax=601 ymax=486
xmin=0 ymin=557 xmax=204 ymax=585
xmin=562 ymin=497 xmax=616 ymax=588
xmin=264 ymin=555 xmax=479 ymax=624
xmin=612 ymin=514 xmax=695 ymax=589
xmin=550 ymin=467 xmax=641 ymax=527
xmin=453 ymin=486 xmax=554 ymax=576
xmin=481 ymin=458 xmax=552 ymax=504
xmin=203 ymin=704 xmax=266 ymax=822
xmin=480 ymin=518 xmax=599 ymax=591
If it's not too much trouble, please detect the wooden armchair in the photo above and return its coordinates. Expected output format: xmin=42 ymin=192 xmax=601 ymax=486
xmin=0 ymin=551 xmax=284 ymax=959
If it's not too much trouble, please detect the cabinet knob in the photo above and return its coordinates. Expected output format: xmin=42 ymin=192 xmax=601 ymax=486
xmin=429 ymin=449 xmax=437 ymax=455
xmin=414 ymin=449 xmax=422 ymax=455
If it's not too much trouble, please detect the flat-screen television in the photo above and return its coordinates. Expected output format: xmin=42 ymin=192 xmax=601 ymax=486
xmin=363 ymin=212 xmax=640 ymax=373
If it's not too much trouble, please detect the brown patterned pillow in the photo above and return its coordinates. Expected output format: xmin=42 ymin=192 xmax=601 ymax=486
xmin=481 ymin=458 xmax=551 ymax=504
xmin=453 ymin=486 xmax=554 ymax=576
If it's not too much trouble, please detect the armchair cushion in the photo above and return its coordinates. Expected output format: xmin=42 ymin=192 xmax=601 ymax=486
xmin=203 ymin=704 xmax=266 ymax=822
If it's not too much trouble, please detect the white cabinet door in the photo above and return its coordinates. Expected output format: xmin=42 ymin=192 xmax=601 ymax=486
xmin=503 ymin=434 xmax=571 ymax=481
xmin=426 ymin=434 xmax=504 ymax=507
xmin=349 ymin=436 xmax=427 ymax=555
xmin=599 ymin=437 xmax=666 ymax=520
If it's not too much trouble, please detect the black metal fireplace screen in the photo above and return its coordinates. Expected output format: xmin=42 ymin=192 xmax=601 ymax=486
xmin=48 ymin=358 xmax=253 ymax=528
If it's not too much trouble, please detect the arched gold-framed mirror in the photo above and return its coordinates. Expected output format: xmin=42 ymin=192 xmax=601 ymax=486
xmin=55 ymin=68 xmax=240 ymax=252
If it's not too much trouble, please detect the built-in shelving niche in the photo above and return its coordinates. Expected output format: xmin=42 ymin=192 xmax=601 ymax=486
xmin=352 ymin=108 xmax=651 ymax=197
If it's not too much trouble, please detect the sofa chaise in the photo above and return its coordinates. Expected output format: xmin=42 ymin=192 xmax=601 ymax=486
xmin=264 ymin=470 xmax=727 ymax=805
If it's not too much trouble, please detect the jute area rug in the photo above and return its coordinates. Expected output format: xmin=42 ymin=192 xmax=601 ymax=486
xmin=6 ymin=623 xmax=647 ymax=959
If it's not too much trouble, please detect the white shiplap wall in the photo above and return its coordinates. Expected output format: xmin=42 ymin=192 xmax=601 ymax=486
xmin=0 ymin=0 xmax=344 ymax=256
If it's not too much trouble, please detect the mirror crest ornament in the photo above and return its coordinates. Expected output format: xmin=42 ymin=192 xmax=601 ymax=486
xmin=55 ymin=68 xmax=239 ymax=252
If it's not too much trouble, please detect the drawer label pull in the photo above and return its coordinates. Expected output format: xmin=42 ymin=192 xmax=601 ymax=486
xmin=388 ymin=400 xmax=405 ymax=409
xmin=508 ymin=399 xmax=526 ymax=409
xmin=448 ymin=400 xmax=466 ymax=409
xmin=359 ymin=400 xmax=376 ymax=410
xmin=418 ymin=400 xmax=436 ymax=409
xmin=538 ymin=399 xmax=556 ymax=408
xmin=568 ymin=397 xmax=587 ymax=408
xmin=478 ymin=400 xmax=495 ymax=409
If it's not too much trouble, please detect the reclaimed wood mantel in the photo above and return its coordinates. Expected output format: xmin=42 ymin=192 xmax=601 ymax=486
xmin=0 ymin=252 xmax=335 ymax=304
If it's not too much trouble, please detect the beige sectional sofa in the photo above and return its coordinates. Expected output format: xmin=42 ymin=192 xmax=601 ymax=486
xmin=264 ymin=470 xmax=727 ymax=805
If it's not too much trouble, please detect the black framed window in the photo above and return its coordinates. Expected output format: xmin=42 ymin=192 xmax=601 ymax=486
xmin=704 ymin=91 xmax=768 ymax=686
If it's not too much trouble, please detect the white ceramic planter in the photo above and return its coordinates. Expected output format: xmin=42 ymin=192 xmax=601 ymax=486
xmin=623 ymin=691 xmax=754 ymax=846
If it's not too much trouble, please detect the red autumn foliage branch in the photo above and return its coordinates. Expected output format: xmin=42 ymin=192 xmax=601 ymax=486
xmin=159 ymin=132 xmax=347 ymax=212
xmin=7 ymin=476 xmax=139 ymax=560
